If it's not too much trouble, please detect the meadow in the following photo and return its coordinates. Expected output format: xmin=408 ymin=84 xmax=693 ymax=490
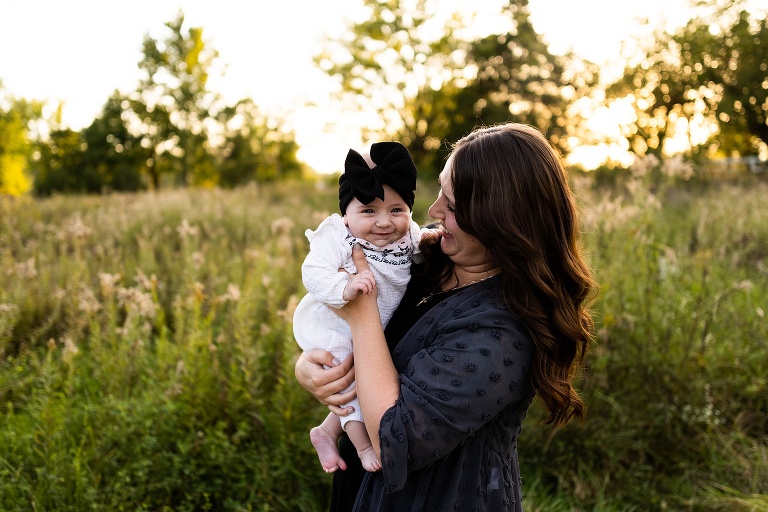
xmin=0 ymin=160 xmax=766 ymax=511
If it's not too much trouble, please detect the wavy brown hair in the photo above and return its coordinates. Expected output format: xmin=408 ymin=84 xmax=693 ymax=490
xmin=447 ymin=123 xmax=597 ymax=427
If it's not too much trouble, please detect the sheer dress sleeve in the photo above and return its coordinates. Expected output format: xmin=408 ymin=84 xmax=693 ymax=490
xmin=377 ymin=284 xmax=536 ymax=493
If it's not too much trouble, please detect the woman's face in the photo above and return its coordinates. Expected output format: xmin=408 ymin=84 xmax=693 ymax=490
xmin=428 ymin=156 xmax=490 ymax=268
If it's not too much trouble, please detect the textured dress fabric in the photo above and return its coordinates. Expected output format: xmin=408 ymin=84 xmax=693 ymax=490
xmin=352 ymin=275 xmax=536 ymax=512
xmin=293 ymin=213 xmax=422 ymax=425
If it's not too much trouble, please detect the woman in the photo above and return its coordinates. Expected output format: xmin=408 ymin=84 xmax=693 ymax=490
xmin=295 ymin=123 xmax=597 ymax=511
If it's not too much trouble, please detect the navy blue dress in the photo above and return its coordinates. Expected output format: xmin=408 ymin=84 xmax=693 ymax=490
xmin=330 ymin=272 xmax=453 ymax=511
xmin=351 ymin=275 xmax=536 ymax=511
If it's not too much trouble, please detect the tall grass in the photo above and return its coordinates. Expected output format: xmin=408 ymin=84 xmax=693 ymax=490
xmin=0 ymin=183 xmax=340 ymax=510
xmin=519 ymin=160 xmax=768 ymax=511
xmin=0 ymin=165 xmax=766 ymax=511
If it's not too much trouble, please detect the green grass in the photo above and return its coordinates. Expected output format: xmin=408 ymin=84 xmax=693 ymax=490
xmin=0 ymin=168 xmax=766 ymax=511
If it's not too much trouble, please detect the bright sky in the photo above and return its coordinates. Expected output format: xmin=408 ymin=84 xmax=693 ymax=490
xmin=0 ymin=0 xmax=695 ymax=173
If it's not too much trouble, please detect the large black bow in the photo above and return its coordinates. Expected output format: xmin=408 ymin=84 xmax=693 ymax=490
xmin=339 ymin=141 xmax=417 ymax=214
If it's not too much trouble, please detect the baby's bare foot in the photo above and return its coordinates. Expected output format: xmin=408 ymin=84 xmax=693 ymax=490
xmin=357 ymin=446 xmax=381 ymax=472
xmin=310 ymin=426 xmax=347 ymax=473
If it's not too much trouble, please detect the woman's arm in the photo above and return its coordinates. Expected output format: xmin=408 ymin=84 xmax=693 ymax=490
xmin=294 ymin=215 xmax=358 ymax=413
xmin=332 ymin=245 xmax=401 ymax=457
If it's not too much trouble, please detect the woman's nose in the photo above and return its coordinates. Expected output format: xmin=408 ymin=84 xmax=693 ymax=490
xmin=428 ymin=201 xmax=440 ymax=218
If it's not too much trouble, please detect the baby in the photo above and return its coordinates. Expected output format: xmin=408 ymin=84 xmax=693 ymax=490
xmin=293 ymin=141 xmax=421 ymax=473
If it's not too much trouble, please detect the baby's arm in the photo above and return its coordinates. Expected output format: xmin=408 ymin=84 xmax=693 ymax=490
xmin=303 ymin=248 xmax=350 ymax=308
xmin=342 ymin=269 xmax=376 ymax=301
xmin=302 ymin=216 xmax=355 ymax=308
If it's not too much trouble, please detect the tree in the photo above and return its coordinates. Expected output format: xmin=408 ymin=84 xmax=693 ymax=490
xmin=32 ymin=128 xmax=95 ymax=195
xmin=314 ymin=0 xmax=467 ymax=174
xmin=31 ymin=93 xmax=149 ymax=195
xmin=315 ymin=0 xmax=596 ymax=177
xmin=0 ymin=84 xmax=41 ymax=196
xmin=460 ymin=0 xmax=597 ymax=155
xmin=609 ymin=1 xmax=768 ymax=158
xmin=30 ymin=11 xmax=304 ymax=195
xmin=130 ymin=10 xmax=220 ymax=188
xmin=128 ymin=10 xmax=303 ymax=188
xmin=80 ymin=92 xmax=148 ymax=192
xmin=217 ymin=99 xmax=304 ymax=187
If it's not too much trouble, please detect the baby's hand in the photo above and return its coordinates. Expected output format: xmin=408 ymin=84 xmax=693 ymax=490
xmin=419 ymin=227 xmax=442 ymax=245
xmin=342 ymin=269 xmax=376 ymax=301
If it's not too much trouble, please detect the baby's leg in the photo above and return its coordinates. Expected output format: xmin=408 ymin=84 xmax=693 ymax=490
xmin=309 ymin=412 xmax=347 ymax=473
xmin=345 ymin=420 xmax=381 ymax=472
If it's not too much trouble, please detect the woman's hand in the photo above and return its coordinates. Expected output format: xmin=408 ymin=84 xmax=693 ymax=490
xmin=294 ymin=349 xmax=357 ymax=415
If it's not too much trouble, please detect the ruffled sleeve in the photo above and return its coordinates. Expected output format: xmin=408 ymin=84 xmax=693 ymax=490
xmin=301 ymin=214 xmax=354 ymax=309
xmin=377 ymin=291 xmax=535 ymax=493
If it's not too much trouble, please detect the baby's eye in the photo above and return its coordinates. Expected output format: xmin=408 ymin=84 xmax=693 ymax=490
xmin=361 ymin=208 xmax=375 ymax=214
xmin=391 ymin=207 xmax=404 ymax=213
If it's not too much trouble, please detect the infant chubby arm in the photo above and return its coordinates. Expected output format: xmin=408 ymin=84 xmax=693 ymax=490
xmin=302 ymin=249 xmax=353 ymax=309
xmin=301 ymin=214 xmax=357 ymax=308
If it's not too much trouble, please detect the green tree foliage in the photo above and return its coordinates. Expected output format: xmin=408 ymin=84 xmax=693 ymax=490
xmin=80 ymin=93 xmax=148 ymax=192
xmin=314 ymin=0 xmax=471 ymax=174
xmin=609 ymin=1 xmax=768 ymax=157
xmin=129 ymin=10 xmax=220 ymax=188
xmin=32 ymin=128 xmax=94 ymax=195
xmin=0 ymin=84 xmax=41 ymax=196
xmin=28 ymin=11 xmax=302 ymax=195
xmin=315 ymin=0 xmax=595 ymax=177
xmin=217 ymin=99 xmax=304 ymax=187
xmin=0 ymin=109 xmax=31 ymax=196
xmin=32 ymin=93 xmax=148 ymax=195
xmin=461 ymin=0 xmax=597 ymax=155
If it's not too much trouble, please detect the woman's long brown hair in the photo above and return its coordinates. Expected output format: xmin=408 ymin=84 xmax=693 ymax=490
xmin=447 ymin=123 xmax=597 ymax=427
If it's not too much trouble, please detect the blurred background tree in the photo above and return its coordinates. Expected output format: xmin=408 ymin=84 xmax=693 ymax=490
xmin=217 ymin=99 xmax=304 ymax=187
xmin=458 ymin=0 xmax=598 ymax=160
xmin=80 ymin=92 xmax=149 ymax=192
xmin=32 ymin=93 xmax=148 ymax=195
xmin=33 ymin=127 xmax=92 ymax=195
xmin=128 ymin=10 xmax=221 ymax=188
xmin=2 ymin=0 xmax=767 ymax=196
xmin=0 ymin=82 xmax=41 ymax=195
xmin=608 ymin=0 xmax=768 ymax=159
xmin=315 ymin=0 xmax=597 ymax=178
xmin=313 ymin=0 xmax=475 ymax=175
xmin=12 ymin=11 xmax=304 ymax=196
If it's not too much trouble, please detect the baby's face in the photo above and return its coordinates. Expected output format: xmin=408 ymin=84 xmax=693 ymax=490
xmin=344 ymin=184 xmax=411 ymax=248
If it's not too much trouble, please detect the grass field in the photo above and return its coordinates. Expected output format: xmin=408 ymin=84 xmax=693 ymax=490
xmin=1 ymin=165 xmax=766 ymax=511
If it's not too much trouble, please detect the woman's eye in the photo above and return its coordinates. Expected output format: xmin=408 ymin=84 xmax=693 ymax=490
xmin=446 ymin=205 xmax=455 ymax=212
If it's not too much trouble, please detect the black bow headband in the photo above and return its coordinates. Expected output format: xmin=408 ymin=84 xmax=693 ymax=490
xmin=339 ymin=141 xmax=418 ymax=214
